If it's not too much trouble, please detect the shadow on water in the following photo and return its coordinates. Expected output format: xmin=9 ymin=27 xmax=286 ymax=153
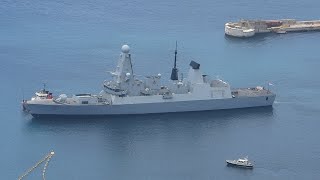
xmin=22 ymin=107 xmax=275 ymax=175
xmin=224 ymin=164 xmax=254 ymax=177
xmin=224 ymin=31 xmax=320 ymax=45
xmin=224 ymin=33 xmax=279 ymax=45
xmin=24 ymin=107 xmax=274 ymax=133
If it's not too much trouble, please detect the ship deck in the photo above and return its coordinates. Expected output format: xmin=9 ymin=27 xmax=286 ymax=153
xmin=232 ymin=87 xmax=273 ymax=97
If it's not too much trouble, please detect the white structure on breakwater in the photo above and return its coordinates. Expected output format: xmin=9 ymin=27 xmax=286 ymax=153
xmin=225 ymin=19 xmax=320 ymax=37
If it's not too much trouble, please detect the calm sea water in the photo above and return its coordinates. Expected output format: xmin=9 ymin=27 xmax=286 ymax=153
xmin=1 ymin=0 xmax=320 ymax=179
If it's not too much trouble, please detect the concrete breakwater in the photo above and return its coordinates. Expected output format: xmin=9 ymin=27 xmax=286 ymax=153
xmin=225 ymin=19 xmax=320 ymax=38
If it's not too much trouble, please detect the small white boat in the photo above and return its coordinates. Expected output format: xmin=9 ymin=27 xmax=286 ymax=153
xmin=226 ymin=157 xmax=253 ymax=168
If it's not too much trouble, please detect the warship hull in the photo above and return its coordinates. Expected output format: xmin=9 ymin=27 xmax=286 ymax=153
xmin=25 ymin=94 xmax=275 ymax=117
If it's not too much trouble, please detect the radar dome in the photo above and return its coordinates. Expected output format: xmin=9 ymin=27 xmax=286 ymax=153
xmin=121 ymin=45 xmax=130 ymax=53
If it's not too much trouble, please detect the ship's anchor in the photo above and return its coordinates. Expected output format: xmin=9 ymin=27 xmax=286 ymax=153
xmin=18 ymin=151 xmax=55 ymax=180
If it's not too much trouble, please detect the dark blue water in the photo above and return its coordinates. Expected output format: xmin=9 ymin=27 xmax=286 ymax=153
xmin=1 ymin=0 xmax=320 ymax=179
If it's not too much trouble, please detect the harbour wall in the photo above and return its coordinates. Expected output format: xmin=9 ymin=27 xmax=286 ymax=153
xmin=225 ymin=19 xmax=320 ymax=37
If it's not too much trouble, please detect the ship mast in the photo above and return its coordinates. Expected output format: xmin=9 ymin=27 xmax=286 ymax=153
xmin=170 ymin=41 xmax=179 ymax=81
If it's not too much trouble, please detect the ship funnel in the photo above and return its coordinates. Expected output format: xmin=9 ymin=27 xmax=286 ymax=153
xmin=170 ymin=41 xmax=179 ymax=81
xmin=189 ymin=61 xmax=200 ymax=69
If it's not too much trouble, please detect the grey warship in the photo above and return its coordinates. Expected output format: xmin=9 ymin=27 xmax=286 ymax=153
xmin=22 ymin=44 xmax=276 ymax=117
